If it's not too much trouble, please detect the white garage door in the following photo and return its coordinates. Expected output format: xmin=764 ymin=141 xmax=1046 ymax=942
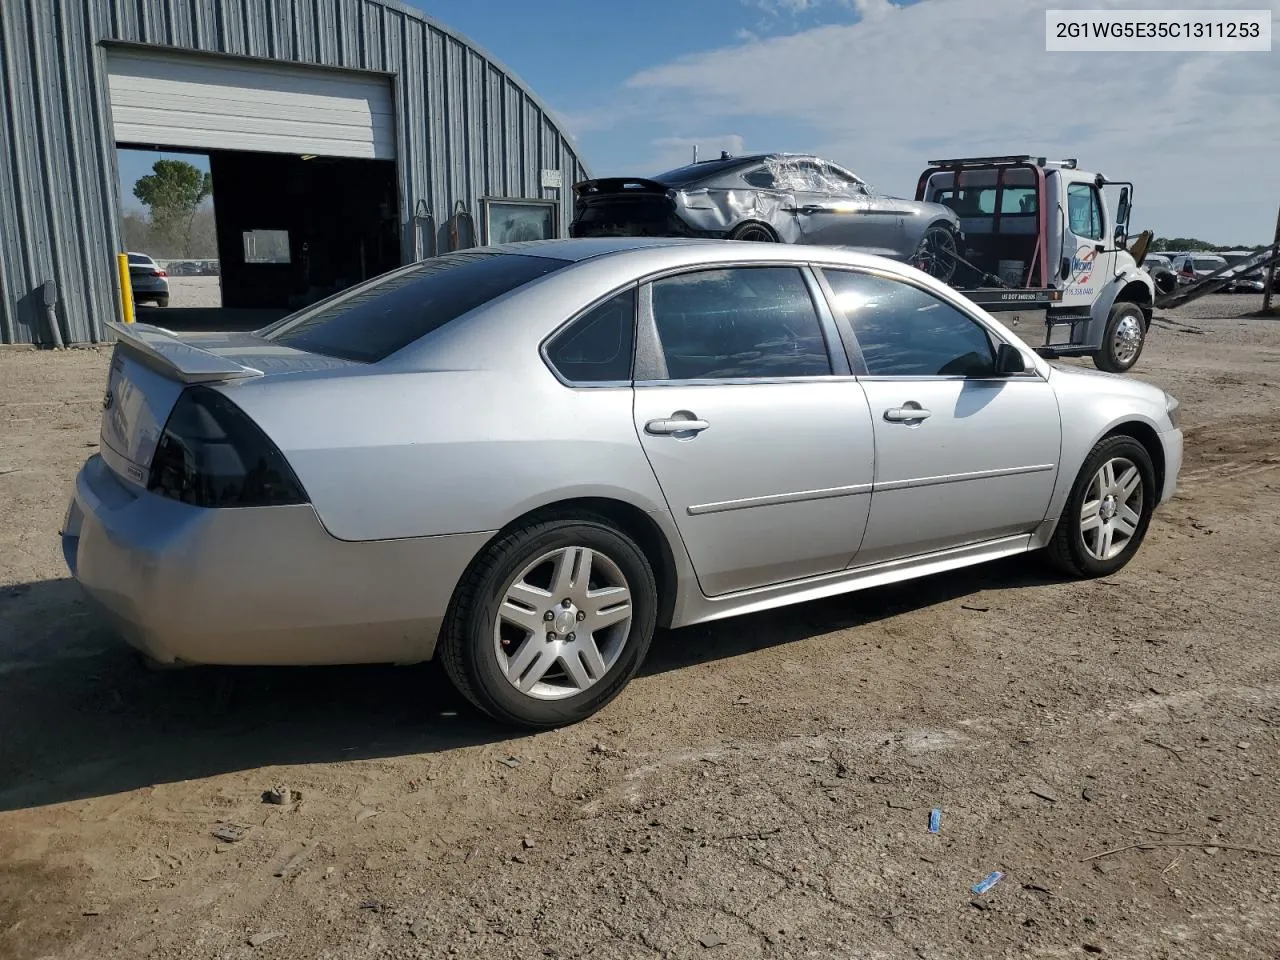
xmin=105 ymin=47 xmax=396 ymax=160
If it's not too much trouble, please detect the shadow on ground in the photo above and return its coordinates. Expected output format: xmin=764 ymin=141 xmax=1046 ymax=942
xmin=0 ymin=555 xmax=1062 ymax=812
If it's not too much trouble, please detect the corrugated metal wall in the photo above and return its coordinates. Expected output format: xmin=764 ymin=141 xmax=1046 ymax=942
xmin=0 ymin=0 xmax=590 ymax=345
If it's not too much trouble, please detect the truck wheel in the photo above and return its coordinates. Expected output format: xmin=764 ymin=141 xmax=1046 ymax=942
xmin=1092 ymin=302 xmax=1145 ymax=373
xmin=728 ymin=222 xmax=777 ymax=242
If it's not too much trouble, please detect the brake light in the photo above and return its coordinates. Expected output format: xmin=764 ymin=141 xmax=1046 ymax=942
xmin=156 ymin=269 xmax=167 ymax=277
xmin=148 ymin=386 xmax=308 ymax=507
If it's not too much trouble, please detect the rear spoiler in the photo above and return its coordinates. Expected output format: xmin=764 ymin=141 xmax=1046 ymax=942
xmin=572 ymin=177 xmax=671 ymax=198
xmin=106 ymin=321 xmax=264 ymax=384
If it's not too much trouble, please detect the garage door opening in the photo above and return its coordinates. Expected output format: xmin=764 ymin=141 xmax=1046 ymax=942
xmin=117 ymin=147 xmax=399 ymax=328
xmin=117 ymin=147 xmax=221 ymax=318
xmin=107 ymin=47 xmax=400 ymax=331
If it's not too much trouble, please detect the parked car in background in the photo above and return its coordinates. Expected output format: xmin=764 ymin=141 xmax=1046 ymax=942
xmin=61 ymin=237 xmax=1183 ymax=728
xmin=1220 ymin=250 xmax=1268 ymax=293
xmin=1172 ymin=253 xmax=1228 ymax=286
xmin=570 ymin=153 xmax=963 ymax=281
xmin=127 ymin=252 xmax=169 ymax=307
xmin=1140 ymin=252 xmax=1177 ymax=295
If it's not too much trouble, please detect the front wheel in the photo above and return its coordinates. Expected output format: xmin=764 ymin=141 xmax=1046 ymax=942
xmin=1092 ymin=301 xmax=1146 ymax=373
xmin=912 ymin=225 xmax=958 ymax=283
xmin=439 ymin=517 xmax=658 ymax=728
xmin=1046 ymin=435 xmax=1155 ymax=578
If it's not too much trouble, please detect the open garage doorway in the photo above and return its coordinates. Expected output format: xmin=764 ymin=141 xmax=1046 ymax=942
xmin=206 ymin=150 xmax=399 ymax=312
xmin=107 ymin=46 xmax=401 ymax=331
xmin=117 ymin=147 xmax=221 ymax=315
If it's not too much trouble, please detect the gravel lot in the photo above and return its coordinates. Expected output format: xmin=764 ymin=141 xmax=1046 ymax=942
xmin=1 ymin=295 xmax=1278 ymax=960
xmin=146 ymin=276 xmax=223 ymax=310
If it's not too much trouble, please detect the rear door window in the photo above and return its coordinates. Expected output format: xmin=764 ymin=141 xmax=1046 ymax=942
xmin=259 ymin=252 xmax=569 ymax=362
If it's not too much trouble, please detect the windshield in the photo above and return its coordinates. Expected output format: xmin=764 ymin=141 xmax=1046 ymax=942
xmin=1194 ymin=257 xmax=1227 ymax=271
xmin=258 ymin=252 xmax=570 ymax=363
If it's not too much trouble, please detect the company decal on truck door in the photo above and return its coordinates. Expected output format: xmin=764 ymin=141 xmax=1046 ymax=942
xmin=1068 ymin=243 xmax=1097 ymax=296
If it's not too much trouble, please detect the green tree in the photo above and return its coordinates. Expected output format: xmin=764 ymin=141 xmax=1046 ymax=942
xmin=132 ymin=159 xmax=213 ymax=256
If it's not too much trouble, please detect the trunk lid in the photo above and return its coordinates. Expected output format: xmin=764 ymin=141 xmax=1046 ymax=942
xmin=569 ymin=177 xmax=687 ymax=238
xmin=98 ymin=322 xmax=350 ymax=488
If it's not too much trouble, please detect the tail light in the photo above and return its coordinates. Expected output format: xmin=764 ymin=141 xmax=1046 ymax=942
xmin=148 ymin=386 xmax=308 ymax=507
xmin=156 ymin=269 xmax=167 ymax=277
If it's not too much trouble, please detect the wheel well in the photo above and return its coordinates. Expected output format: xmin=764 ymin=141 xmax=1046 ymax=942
xmin=729 ymin=220 xmax=779 ymax=242
xmin=1116 ymin=281 xmax=1153 ymax=323
xmin=494 ymin=498 xmax=680 ymax=629
xmin=1104 ymin=420 xmax=1165 ymax=493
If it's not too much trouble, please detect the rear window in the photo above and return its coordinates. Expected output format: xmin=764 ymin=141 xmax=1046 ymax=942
xmin=652 ymin=158 xmax=754 ymax=186
xmin=128 ymin=254 xmax=153 ymax=266
xmin=1194 ymin=258 xmax=1226 ymax=271
xmin=258 ymin=252 xmax=569 ymax=362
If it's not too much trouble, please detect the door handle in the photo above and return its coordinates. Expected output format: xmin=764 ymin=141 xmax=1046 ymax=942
xmin=645 ymin=417 xmax=709 ymax=436
xmin=884 ymin=406 xmax=931 ymax=423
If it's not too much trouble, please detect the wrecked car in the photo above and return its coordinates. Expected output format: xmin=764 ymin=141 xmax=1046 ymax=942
xmin=569 ymin=153 xmax=962 ymax=280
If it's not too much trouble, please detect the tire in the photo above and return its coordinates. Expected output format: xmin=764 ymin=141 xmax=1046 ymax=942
xmin=155 ymin=296 xmax=169 ymax=308
xmin=911 ymin=225 xmax=959 ymax=283
xmin=1046 ymin=435 xmax=1155 ymax=579
xmin=439 ymin=516 xmax=658 ymax=729
xmin=1092 ymin=301 xmax=1145 ymax=373
xmin=728 ymin=221 xmax=777 ymax=242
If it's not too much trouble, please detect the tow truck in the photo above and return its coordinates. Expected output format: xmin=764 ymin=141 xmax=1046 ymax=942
xmin=915 ymin=155 xmax=1156 ymax=372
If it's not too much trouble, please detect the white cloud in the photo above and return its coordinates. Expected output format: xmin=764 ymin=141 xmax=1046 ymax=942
xmin=602 ymin=0 xmax=1280 ymax=242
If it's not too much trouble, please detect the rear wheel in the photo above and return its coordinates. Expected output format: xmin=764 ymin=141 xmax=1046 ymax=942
xmin=1092 ymin=301 xmax=1145 ymax=372
xmin=912 ymin=225 xmax=958 ymax=283
xmin=728 ymin=221 xmax=777 ymax=242
xmin=439 ymin=516 xmax=658 ymax=728
xmin=155 ymin=296 xmax=169 ymax=308
xmin=1046 ymin=435 xmax=1155 ymax=578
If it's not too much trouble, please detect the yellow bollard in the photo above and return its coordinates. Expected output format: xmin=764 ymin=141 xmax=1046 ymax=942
xmin=116 ymin=253 xmax=135 ymax=324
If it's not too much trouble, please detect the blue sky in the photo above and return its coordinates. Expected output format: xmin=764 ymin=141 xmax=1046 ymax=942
xmin=119 ymin=0 xmax=1280 ymax=243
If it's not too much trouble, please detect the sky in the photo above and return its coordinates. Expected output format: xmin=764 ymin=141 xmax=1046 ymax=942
xmin=119 ymin=0 xmax=1280 ymax=245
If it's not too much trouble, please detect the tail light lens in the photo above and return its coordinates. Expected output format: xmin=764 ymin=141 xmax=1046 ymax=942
xmin=156 ymin=269 xmax=167 ymax=277
xmin=148 ymin=387 xmax=308 ymax=507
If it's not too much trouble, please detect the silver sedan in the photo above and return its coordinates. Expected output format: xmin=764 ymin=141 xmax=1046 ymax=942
xmin=62 ymin=238 xmax=1183 ymax=728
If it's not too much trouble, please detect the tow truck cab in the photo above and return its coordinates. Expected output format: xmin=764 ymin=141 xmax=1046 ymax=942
xmin=915 ymin=155 xmax=1157 ymax=373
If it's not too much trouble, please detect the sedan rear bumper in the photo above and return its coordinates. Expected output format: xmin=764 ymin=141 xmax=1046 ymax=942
xmin=61 ymin=455 xmax=493 ymax=666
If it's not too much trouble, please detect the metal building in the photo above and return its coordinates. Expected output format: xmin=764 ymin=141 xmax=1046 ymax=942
xmin=0 ymin=0 xmax=590 ymax=345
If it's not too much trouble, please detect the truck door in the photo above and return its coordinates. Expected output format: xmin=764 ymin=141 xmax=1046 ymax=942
xmin=1057 ymin=176 xmax=1117 ymax=310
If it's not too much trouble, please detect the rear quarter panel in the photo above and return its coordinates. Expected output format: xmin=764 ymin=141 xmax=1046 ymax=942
xmin=222 ymin=368 xmax=672 ymax=543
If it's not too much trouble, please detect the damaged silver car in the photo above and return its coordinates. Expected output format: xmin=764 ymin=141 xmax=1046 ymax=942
xmin=570 ymin=153 xmax=962 ymax=281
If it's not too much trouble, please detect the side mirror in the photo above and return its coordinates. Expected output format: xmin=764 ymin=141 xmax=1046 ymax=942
xmin=995 ymin=342 xmax=1027 ymax=375
xmin=1116 ymin=186 xmax=1130 ymax=224
xmin=1114 ymin=225 xmax=1128 ymax=248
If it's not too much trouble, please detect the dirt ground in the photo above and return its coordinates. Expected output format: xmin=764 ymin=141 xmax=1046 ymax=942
xmin=153 ymin=276 xmax=223 ymax=310
xmin=1 ymin=295 xmax=1278 ymax=960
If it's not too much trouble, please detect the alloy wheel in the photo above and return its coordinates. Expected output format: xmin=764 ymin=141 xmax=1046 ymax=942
xmin=492 ymin=546 xmax=633 ymax=700
xmin=1079 ymin=457 xmax=1144 ymax=561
